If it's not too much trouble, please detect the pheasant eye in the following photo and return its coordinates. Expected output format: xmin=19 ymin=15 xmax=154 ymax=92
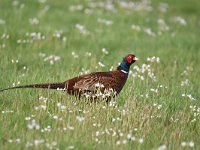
xmin=126 ymin=55 xmax=133 ymax=64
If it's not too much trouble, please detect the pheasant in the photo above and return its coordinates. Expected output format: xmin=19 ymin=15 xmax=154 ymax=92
xmin=0 ymin=54 xmax=138 ymax=100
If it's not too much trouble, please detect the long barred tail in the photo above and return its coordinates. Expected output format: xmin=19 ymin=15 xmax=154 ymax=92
xmin=0 ymin=82 xmax=67 ymax=92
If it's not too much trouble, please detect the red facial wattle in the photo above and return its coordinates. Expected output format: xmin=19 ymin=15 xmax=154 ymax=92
xmin=126 ymin=55 xmax=134 ymax=64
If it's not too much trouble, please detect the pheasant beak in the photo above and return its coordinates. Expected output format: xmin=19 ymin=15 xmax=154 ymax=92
xmin=134 ymin=57 xmax=139 ymax=61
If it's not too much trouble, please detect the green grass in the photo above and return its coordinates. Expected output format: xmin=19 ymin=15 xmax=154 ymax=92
xmin=0 ymin=0 xmax=200 ymax=149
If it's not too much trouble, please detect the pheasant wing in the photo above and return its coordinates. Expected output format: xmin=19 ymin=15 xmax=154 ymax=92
xmin=73 ymin=72 xmax=115 ymax=92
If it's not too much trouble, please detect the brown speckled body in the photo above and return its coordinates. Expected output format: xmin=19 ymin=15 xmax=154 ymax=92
xmin=65 ymin=70 xmax=128 ymax=98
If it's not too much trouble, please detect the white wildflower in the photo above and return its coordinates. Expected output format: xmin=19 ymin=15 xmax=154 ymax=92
xmin=97 ymin=18 xmax=113 ymax=26
xmin=16 ymin=138 xmax=21 ymax=143
xmin=29 ymin=17 xmax=39 ymax=25
xmin=127 ymin=134 xmax=132 ymax=139
xmin=69 ymin=5 xmax=83 ymax=11
xmin=173 ymin=16 xmax=187 ymax=26
xmin=181 ymin=79 xmax=190 ymax=86
xmin=122 ymin=139 xmax=127 ymax=144
xmin=144 ymin=28 xmax=156 ymax=36
xmin=158 ymin=19 xmax=169 ymax=31
xmin=131 ymin=24 xmax=141 ymax=31
xmin=131 ymin=136 xmax=136 ymax=141
xmin=53 ymin=30 xmax=63 ymax=38
xmin=138 ymin=138 xmax=144 ymax=143
xmin=76 ymin=116 xmax=85 ymax=122
xmin=95 ymin=82 xmax=105 ymax=88
xmin=75 ymin=24 xmax=89 ymax=35
xmin=85 ymin=52 xmax=92 ymax=57
xmin=98 ymin=61 xmax=105 ymax=67
xmin=0 ymin=19 xmax=6 ymax=25
xmin=147 ymin=56 xmax=160 ymax=63
xmin=71 ymin=51 xmax=79 ymax=58
xmin=181 ymin=141 xmax=194 ymax=147
xmin=157 ymin=144 xmax=167 ymax=150
xmin=27 ymin=119 xmax=40 ymax=130
xmin=158 ymin=3 xmax=169 ymax=13
xmin=67 ymin=145 xmax=75 ymax=149
xmin=116 ymin=140 xmax=121 ymax=145
xmin=102 ymin=48 xmax=109 ymax=54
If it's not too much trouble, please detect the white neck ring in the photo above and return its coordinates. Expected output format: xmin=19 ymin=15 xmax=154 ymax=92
xmin=120 ymin=70 xmax=128 ymax=74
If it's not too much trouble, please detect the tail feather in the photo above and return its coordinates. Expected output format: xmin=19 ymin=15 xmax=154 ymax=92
xmin=0 ymin=82 xmax=66 ymax=92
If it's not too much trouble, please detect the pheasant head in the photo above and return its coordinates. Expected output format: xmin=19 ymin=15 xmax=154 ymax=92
xmin=117 ymin=54 xmax=138 ymax=74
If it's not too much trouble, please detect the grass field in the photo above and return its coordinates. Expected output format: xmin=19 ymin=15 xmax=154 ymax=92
xmin=0 ymin=0 xmax=200 ymax=149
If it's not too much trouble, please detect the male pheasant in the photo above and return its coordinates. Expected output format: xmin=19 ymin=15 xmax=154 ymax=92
xmin=0 ymin=54 xmax=138 ymax=100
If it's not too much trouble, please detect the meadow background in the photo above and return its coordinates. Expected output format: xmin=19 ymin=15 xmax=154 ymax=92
xmin=0 ymin=0 xmax=200 ymax=149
